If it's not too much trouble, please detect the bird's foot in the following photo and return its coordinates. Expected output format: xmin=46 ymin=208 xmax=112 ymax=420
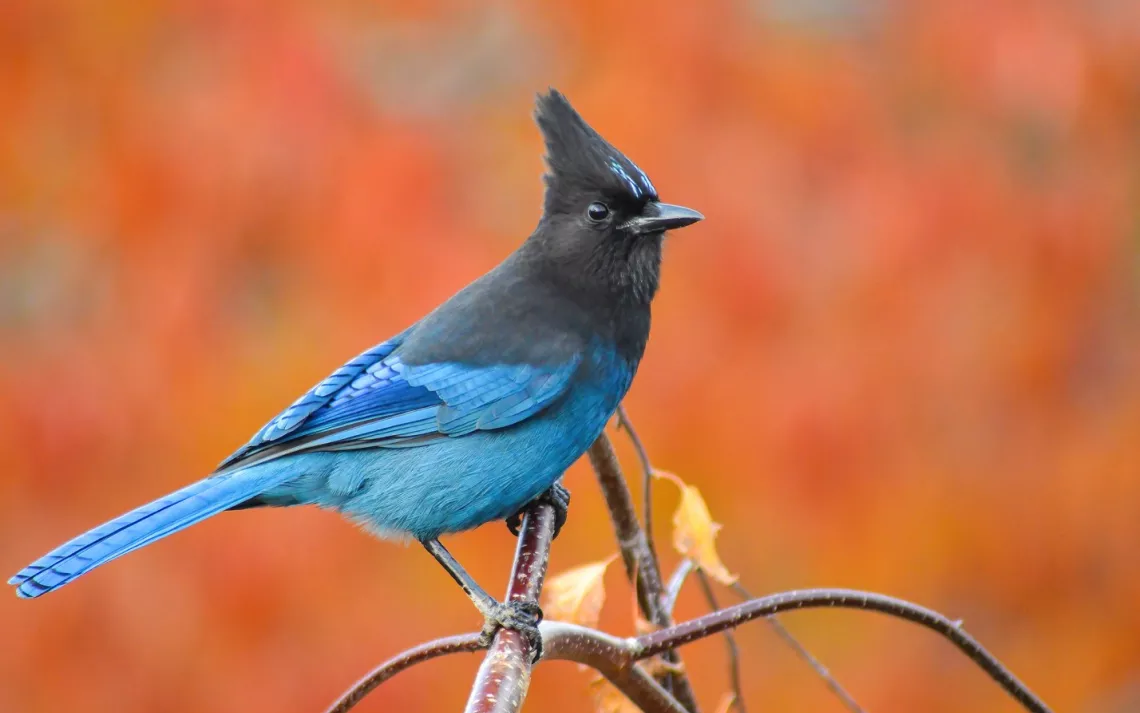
xmin=478 ymin=598 xmax=544 ymax=662
xmin=506 ymin=482 xmax=570 ymax=539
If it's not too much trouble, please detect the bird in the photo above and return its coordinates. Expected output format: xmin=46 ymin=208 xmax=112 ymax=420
xmin=9 ymin=89 xmax=702 ymax=657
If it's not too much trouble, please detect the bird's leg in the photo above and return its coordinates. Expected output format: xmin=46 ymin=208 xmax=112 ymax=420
xmin=505 ymin=481 xmax=570 ymax=538
xmin=421 ymin=538 xmax=544 ymax=661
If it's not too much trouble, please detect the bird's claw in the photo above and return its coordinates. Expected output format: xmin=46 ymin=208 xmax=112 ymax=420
xmin=479 ymin=599 xmax=544 ymax=662
xmin=506 ymin=482 xmax=570 ymax=539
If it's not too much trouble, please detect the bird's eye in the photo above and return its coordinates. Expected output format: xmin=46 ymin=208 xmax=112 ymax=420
xmin=586 ymin=202 xmax=610 ymax=222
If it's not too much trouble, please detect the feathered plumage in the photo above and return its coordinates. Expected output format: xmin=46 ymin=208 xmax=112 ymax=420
xmin=11 ymin=88 xmax=702 ymax=600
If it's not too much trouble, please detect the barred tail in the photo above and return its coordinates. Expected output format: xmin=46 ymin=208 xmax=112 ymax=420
xmin=10 ymin=465 xmax=291 ymax=598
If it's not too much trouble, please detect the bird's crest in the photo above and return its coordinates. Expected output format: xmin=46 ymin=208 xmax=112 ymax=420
xmin=535 ymin=89 xmax=658 ymax=209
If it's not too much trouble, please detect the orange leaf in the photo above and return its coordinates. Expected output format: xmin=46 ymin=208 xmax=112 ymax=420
xmin=655 ymin=470 xmax=738 ymax=585
xmin=641 ymin=655 xmax=684 ymax=678
xmin=543 ymin=555 xmax=617 ymax=628
xmin=713 ymin=693 xmax=737 ymax=713
xmin=634 ymin=615 xmax=657 ymax=636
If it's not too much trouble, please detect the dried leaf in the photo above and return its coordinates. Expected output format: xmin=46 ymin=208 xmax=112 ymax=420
xmin=543 ymin=555 xmax=617 ymax=628
xmin=641 ymin=655 xmax=685 ymax=678
xmin=655 ymin=469 xmax=738 ymax=585
xmin=634 ymin=615 xmax=657 ymax=636
xmin=713 ymin=693 xmax=737 ymax=713
xmin=589 ymin=677 xmax=641 ymax=713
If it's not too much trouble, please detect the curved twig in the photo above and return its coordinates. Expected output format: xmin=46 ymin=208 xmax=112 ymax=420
xmin=324 ymin=633 xmax=485 ymax=713
xmin=463 ymin=502 xmax=557 ymax=713
xmin=635 ymin=588 xmax=1052 ymax=713
xmin=695 ymin=571 xmax=746 ymax=713
xmin=616 ymin=404 xmax=657 ymax=564
xmin=324 ymin=586 xmax=1050 ymax=713
xmin=730 ymin=582 xmax=865 ymax=713
xmin=663 ymin=559 xmax=697 ymax=617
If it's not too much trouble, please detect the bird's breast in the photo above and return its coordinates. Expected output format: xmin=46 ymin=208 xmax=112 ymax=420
xmin=577 ymin=340 xmax=637 ymax=402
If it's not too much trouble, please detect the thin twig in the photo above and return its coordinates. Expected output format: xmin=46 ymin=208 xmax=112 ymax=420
xmin=616 ymin=404 xmax=657 ymax=566
xmin=463 ymin=502 xmax=557 ymax=713
xmin=611 ymin=409 xmax=863 ymax=713
xmin=663 ymin=559 xmax=696 ymax=617
xmin=543 ymin=621 xmax=687 ymax=713
xmin=695 ymin=571 xmax=746 ymax=713
xmin=635 ymin=588 xmax=1053 ymax=713
xmin=324 ymin=633 xmax=485 ymax=713
xmin=732 ymin=582 xmax=866 ymax=713
xmin=588 ymin=434 xmax=700 ymax=713
xmin=588 ymin=434 xmax=664 ymax=622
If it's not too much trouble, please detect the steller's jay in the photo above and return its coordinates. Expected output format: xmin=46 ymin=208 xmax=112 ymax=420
xmin=10 ymin=89 xmax=702 ymax=657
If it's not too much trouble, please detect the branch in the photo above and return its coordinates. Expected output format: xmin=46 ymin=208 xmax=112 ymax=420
xmin=731 ymin=582 xmax=865 ymax=713
xmin=588 ymin=433 xmax=665 ymax=622
xmin=694 ymin=571 xmax=746 ymax=713
xmin=635 ymin=588 xmax=1053 ymax=713
xmin=324 ymin=634 xmax=485 ymax=713
xmin=326 ymin=586 xmax=1050 ymax=713
xmin=543 ymin=621 xmax=687 ymax=713
xmin=463 ymin=501 xmax=557 ymax=713
xmin=616 ymin=404 xmax=658 ymax=565
xmin=587 ymin=434 xmax=700 ymax=712
xmin=662 ymin=559 xmax=696 ymax=617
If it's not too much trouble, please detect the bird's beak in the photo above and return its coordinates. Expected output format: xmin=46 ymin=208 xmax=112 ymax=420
xmin=623 ymin=201 xmax=704 ymax=235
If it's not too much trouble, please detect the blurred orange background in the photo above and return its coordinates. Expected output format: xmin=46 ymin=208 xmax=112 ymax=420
xmin=1 ymin=1 xmax=1138 ymax=712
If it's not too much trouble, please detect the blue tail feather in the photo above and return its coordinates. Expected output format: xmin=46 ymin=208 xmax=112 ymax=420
xmin=9 ymin=465 xmax=291 ymax=598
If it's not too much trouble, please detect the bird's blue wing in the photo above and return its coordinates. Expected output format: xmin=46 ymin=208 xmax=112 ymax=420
xmin=219 ymin=333 xmax=582 ymax=470
xmin=12 ymin=336 xmax=581 ymax=598
xmin=216 ymin=331 xmax=419 ymax=469
xmin=405 ymin=358 xmax=582 ymax=434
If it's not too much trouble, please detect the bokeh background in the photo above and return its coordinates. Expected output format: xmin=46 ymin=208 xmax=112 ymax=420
xmin=2 ymin=1 xmax=1138 ymax=712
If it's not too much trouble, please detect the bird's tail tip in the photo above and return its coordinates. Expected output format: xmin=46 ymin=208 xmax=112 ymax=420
xmin=8 ymin=465 xmax=293 ymax=601
xmin=9 ymin=567 xmax=58 ymax=597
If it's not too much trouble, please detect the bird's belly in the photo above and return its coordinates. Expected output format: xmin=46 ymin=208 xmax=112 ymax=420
xmin=259 ymin=377 xmax=623 ymax=540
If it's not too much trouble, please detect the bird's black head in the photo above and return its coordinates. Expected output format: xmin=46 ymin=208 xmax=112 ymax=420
xmin=529 ymin=89 xmax=702 ymax=306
